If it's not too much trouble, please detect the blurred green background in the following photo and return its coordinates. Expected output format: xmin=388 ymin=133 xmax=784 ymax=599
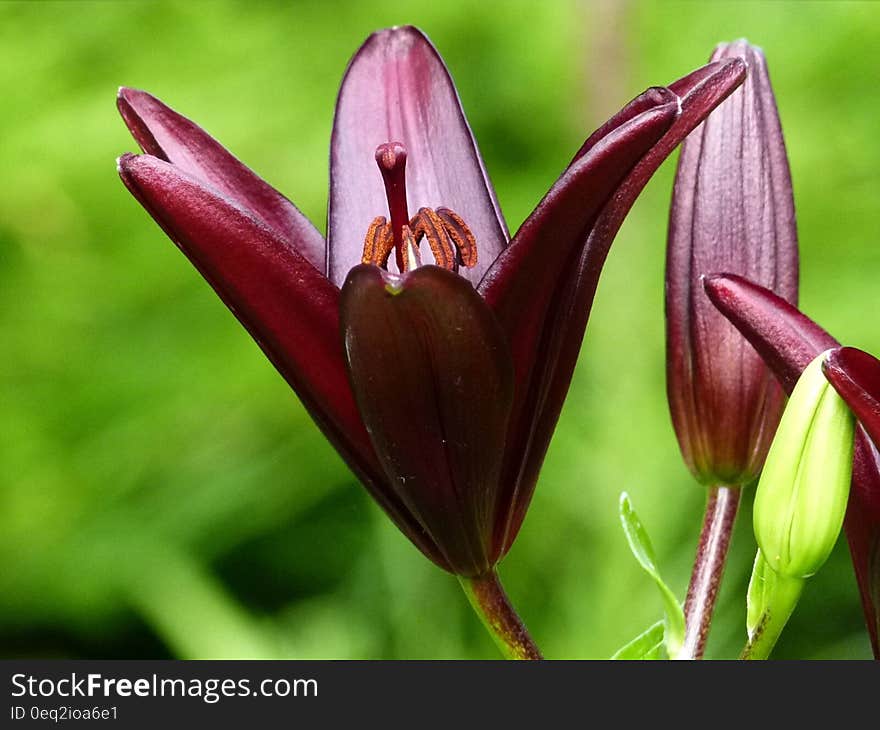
xmin=1 ymin=0 xmax=878 ymax=659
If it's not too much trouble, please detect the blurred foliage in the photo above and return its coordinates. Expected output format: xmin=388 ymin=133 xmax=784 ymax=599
xmin=1 ymin=0 xmax=877 ymax=659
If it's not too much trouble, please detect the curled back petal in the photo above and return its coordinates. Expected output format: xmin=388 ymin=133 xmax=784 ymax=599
xmin=117 ymin=87 xmax=326 ymax=271
xmin=703 ymin=273 xmax=836 ymax=389
xmin=824 ymin=348 xmax=880 ymax=449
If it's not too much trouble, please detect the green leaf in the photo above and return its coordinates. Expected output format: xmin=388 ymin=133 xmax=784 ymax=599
xmin=619 ymin=492 xmax=685 ymax=658
xmin=611 ymin=620 xmax=665 ymax=660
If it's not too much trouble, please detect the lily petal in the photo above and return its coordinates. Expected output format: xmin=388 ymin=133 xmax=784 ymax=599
xmin=705 ymin=274 xmax=880 ymax=657
xmin=492 ymin=59 xmax=747 ymax=554
xmin=118 ymin=153 xmax=444 ymax=568
xmin=825 ymin=348 xmax=880 ymax=646
xmin=824 ymin=349 xmax=880 ymax=645
xmin=703 ymin=273 xmax=836 ymax=390
xmin=567 ymin=86 xmax=678 ymax=166
xmin=481 ymin=99 xmax=678 ymax=448
xmin=117 ymin=87 xmax=326 ymax=271
xmin=824 ymin=348 xmax=880 ymax=449
xmin=328 ymin=26 xmax=507 ymax=287
xmin=849 ymin=437 xmax=880 ymax=658
xmin=340 ymin=264 xmax=514 ymax=577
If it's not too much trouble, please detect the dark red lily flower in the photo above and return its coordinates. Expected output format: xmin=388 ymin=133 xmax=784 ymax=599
xmin=117 ymin=26 xmax=745 ymax=578
xmin=666 ymin=40 xmax=798 ymax=486
xmin=704 ymin=273 xmax=880 ymax=656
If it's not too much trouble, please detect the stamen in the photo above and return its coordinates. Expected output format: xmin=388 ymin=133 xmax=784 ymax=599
xmin=411 ymin=208 xmax=456 ymax=270
xmin=362 ymin=216 xmax=394 ymax=267
xmin=436 ymin=207 xmax=477 ymax=267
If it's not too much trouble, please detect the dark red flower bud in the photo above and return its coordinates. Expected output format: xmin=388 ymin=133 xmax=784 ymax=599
xmin=666 ymin=41 xmax=798 ymax=485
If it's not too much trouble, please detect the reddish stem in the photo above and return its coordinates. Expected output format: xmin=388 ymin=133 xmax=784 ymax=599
xmin=679 ymin=485 xmax=741 ymax=659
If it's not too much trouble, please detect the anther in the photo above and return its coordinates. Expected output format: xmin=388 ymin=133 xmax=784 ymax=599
xmin=409 ymin=207 xmax=478 ymax=272
xmin=411 ymin=208 xmax=456 ymax=270
xmin=362 ymin=216 xmax=394 ymax=267
xmin=435 ymin=207 xmax=477 ymax=268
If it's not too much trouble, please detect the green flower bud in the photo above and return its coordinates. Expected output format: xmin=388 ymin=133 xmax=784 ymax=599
xmin=753 ymin=352 xmax=855 ymax=579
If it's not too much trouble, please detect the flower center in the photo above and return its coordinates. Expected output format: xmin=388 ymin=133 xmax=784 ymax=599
xmin=362 ymin=142 xmax=477 ymax=273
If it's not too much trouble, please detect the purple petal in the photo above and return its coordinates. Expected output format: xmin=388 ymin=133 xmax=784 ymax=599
xmin=668 ymin=58 xmax=743 ymax=98
xmin=327 ymin=26 xmax=507 ymax=287
xmin=705 ymin=274 xmax=879 ymax=656
xmin=703 ymin=273 xmax=837 ymax=391
xmin=493 ymin=59 xmax=747 ymax=554
xmin=340 ymin=264 xmax=514 ymax=576
xmin=117 ymin=87 xmax=325 ymax=271
xmin=567 ymin=87 xmax=678 ymax=166
xmin=825 ymin=349 xmax=880 ymax=651
xmin=480 ymin=98 xmax=678 ymax=414
xmin=118 ymin=153 xmax=445 ymax=569
xmin=666 ymin=42 xmax=798 ymax=484
xmin=849 ymin=436 xmax=880 ymax=657
xmin=824 ymin=348 xmax=880 ymax=449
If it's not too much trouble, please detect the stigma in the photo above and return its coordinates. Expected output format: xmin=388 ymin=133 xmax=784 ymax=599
xmin=362 ymin=142 xmax=477 ymax=273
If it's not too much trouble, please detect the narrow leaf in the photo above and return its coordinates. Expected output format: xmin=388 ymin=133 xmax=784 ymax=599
xmin=611 ymin=620 xmax=665 ymax=660
xmin=619 ymin=492 xmax=686 ymax=657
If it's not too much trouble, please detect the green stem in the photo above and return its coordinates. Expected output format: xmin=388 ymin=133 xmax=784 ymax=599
xmin=459 ymin=569 xmax=543 ymax=660
xmin=740 ymin=573 xmax=804 ymax=660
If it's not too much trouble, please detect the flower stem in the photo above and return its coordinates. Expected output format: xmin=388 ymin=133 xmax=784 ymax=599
xmin=459 ymin=569 xmax=543 ymax=660
xmin=677 ymin=484 xmax=741 ymax=659
xmin=740 ymin=573 xmax=804 ymax=660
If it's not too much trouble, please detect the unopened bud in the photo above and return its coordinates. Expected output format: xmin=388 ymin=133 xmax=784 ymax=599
xmin=666 ymin=41 xmax=798 ymax=485
xmin=753 ymin=352 xmax=855 ymax=579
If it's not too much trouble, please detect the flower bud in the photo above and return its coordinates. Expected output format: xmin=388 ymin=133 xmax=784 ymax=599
xmin=753 ymin=352 xmax=855 ymax=579
xmin=666 ymin=41 xmax=798 ymax=485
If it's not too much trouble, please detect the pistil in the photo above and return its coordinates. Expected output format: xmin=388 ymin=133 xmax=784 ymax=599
xmin=375 ymin=142 xmax=410 ymax=272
